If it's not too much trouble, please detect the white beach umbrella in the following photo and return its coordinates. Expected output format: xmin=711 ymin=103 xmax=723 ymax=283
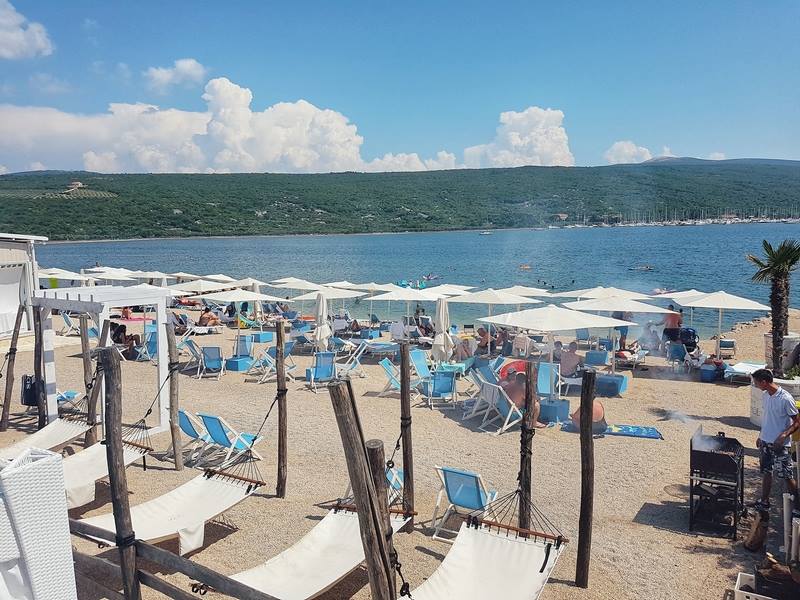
xmin=130 ymin=283 xmax=191 ymax=297
xmin=552 ymin=286 xmax=651 ymax=300
xmin=324 ymin=280 xmax=359 ymax=289
xmin=129 ymin=270 xmax=170 ymax=287
xmin=677 ymin=291 xmax=770 ymax=355
xmin=427 ymin=284 xmax=470 ymax=296
xmin=438 ymin=283 xmax=475 ymax=291
xmin=92 ymin=272 xmax=136 ymax=283
xmin=313 ymin=292 xmax=332 ymax=351
xmin=349 ymin=282 xmax=401 ymax=293
xmin=169 ymin=279 xmax=232 ymax=294
xmin=291 ymin=286 xmax=366 ymax=301
xmin=195 ymin=289 xmax=292 ymax=303
xmin=447 ymin=288 xmax=541 ymax=315
xmin=652 ymin=289 xmax=707 ymax=326
xmin=369 ymin=287 xmax=445 ymax=319
xmin=230 ymin=277 xmax=269 ymax=291
xmin=271 ymin=279 xmax=323 ymax=291
xmin=496 ymin=285 xmax=553 ymax=297
xmin=37 ymin=269 xmax=95 ymax=287
xmin=170 ymin=271 xmax=201 ymax=282
xmin=204 ymin=273 xmax=237 ymax=283
xmin=481 ymin=305 xmax=636 ymax=395
xmin=431 ymin=297 xmax=454 ymax=362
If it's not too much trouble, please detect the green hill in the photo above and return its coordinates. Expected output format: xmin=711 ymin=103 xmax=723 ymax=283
xmin=1 ymin=162 xmax=799 ymax=240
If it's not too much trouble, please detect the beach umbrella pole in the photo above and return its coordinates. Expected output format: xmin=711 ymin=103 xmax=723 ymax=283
xmin=717 ymin=309 xmax=722 ymax=356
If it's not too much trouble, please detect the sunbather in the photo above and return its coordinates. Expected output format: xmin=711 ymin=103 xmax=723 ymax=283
xmin=570 ymin=399 xmax=607 ymax=435
xmin=110 ymin=323 xmax=140 ymax=360
xmin=560 ymin=341 xmax=582 ymax=376
xmin=475 ymin=327 xmax=490 ymax=355
xmin=500 ymin=368 xmax=526 ymax=409
xmin=198 ymin=307 xmax=221 ymax=327
xmin=121 ymin=306 xmax=133 ymax=320
xmin=453 ymin=339 xmax=471 ymax=361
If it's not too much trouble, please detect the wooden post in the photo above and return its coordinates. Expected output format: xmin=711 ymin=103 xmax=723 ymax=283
xmin=275 ymin=324 xmax=287 ymax=498
xmin=165 ymin=323 xmax=183 ymax=470
xmin=366 ymin=439 xmax=396 ymax=591
xmin=97 ymin=347 xmax=141 ymax=600
xmin=575 ymin=369 xmax=597 ymax=589
xmin=32 ymin=307 xmax=46 ymax=429
xmin=398 ymin=341 xmax=414 ymax=529
xmin=328 ymin=382 xmax=395 ymax=600
xmin=0 ymin=305 xmax=25 ymax=431
xmin=78 ymin=314 xmax=98 ymax=445
xmin=519 ymin=361 xmax=536 ymax=532
xmin=85 ymin=320 xmax=110 ymax=443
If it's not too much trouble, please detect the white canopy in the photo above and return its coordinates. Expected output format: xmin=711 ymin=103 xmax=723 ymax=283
xmin=85 ymin=266 xmax=134 ymax=275
xmin=170 ymin=271 xmax=201 ymax=281
xmin=90 ymin=270 xmax=136 ymax=282
xmin=131 ymin=283 xmax=191 ymax=297
xmin=349 ymin=282 xmax=401 ymax=293
xmin=196 ymin=289 xmax=291 ymax=303
xmin=130 ymin=270 xmax=169 ymax=280
xmin=291 ymin=286 xmax=366 ymax=301
xmin=427 ymin=284 xmax=470 ymax=296
xmin=564 ymin=297 xmax=677 ymax=314
xmin=169 ymin=279 xmax=232 ymax=294
xmin=204 ymin=273 xmax=237 ymax=283
xmin=38 ymin=270 xmax=93 ymax=282
xmin=438 ymin=283 xmax=475 ymax=291
xmin=677 ymin=291 xmax=770 ymax=354
xmin=496 ymin=285 xmax=552 ymax=297
xmin=431 ymin=297 xmax=454 ymax=362
xmin=230 ymin=277 xmax=269 ymax=289
xmin=272 ymin=279 xmax=323 ymax=291
xmin=653 ymin=289 xmax=706 ymax=301
xmin=480 ymin=304 xmax=635 ymax=332
xmin=323 ymin=280 xmax=358 ymax=288
xmin=369 ymin=288 xmax=445 ymax=302
xmin=448 ymin=288 xmax=541 ymax=315
xmin=313 ymin=293 xmax=332 ymax=350
xmin=553 ymin=286 xmax=650 ymax=300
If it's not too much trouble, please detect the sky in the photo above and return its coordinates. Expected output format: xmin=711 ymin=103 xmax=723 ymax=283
xmin=0 ymin=0 xmax=798 ymax=174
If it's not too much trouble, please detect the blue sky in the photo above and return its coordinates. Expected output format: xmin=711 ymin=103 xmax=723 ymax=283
xmin=0 ymin=0 xmax=798 ymax=173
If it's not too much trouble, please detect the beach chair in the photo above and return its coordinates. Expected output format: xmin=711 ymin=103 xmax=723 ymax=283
xmin=335 ymin=341 xmax=368 ymax=379
xmin=616 ymin=349 xmax=649 ymax=371
xmin=233 ymin=334 xmax=254 ymax=358
xmin=431 ymin=466 xmax=498 ymax=542
xmin=305 ymin=351 xmax=337 ymax=393
xmin=178 ymin=338 xmax=203 ymax=373
xmin=59 ymin=312 xmax=81 ymax=336
xmin=666 ymin=343 xmax=687 ymax=371
xmin=477 ymin=364 xmax=499 ymax=384
xmin=344 ymin=466 xmax=405 ymax=505
xmin=489 ymin=355 xmax=505 ymax=374
xmin=196 ymin=413 xmax=264 ymax=464
xmin=537 ymin=362 xmax=564 ymax=400
xmin=585 ymin=350 xmax=611 ymax=371
xmin=479 ymin=382 xmax=525 ymax=435
xmin=462 ymin=374 xmax=497 ymax=421
xmin=197 ymin=346 xmax=226 ymax=379
xmin=410 ymin=348 xmax=433 ymax=384
xmin=420 ymin=370 xmax=457 ymax=409
xmin=723 ymin=361 xmax=766 ymax=384
xmin=249 ymin=342 xmax=297 ymax=383
xmin=575 ymin=328 xmax=592 ymax=348
xmin=238 ymin=314 xmax=265 ymax=331
xmin=135 ymin=332 xmax=158 ymax=362
xmin=378 ymin=358 xmax=421 ymax=398
xmin=164 ymin=409 xmax=217 ymax=465
xmin=719 ymin=338 xmax=736 ymax=358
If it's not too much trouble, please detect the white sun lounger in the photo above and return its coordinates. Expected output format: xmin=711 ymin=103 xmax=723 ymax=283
xmin=232 ymin=510 xmax=409 ymax=600
xmin=411 ymin=522 xmax=564 ymax=600
xmin=62 ymin=441 xmax=149 ymax=509
xmin=81 ymin=473 xmax=257 ymax=555
xmin=0 ymin=418 xmax=91 ymax=461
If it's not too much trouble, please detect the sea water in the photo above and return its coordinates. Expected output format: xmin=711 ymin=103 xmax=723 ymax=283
xmin=37 ymin=223 xmax=800 ymax=337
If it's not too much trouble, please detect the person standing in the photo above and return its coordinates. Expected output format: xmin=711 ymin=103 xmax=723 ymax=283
xmin=751 ymin=368 xmax=800 ymax=513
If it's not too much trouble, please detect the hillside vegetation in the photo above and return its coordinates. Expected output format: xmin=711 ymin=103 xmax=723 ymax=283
xmin=1 ymin=162 xmax=799 ymax=240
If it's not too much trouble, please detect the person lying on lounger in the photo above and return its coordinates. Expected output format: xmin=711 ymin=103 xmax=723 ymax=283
xmin=570 ymin=399 xmax=607 ymax=435
xmin=110 ymin=323 xmax=141 ymax=360
xmin=198 ymin=307 xmax=221 ymax=327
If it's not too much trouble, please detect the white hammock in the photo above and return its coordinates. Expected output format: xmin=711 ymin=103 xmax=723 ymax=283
xmin=0 ymin=419 xmax=90 ymax=461
xmin=81 ymin=473 xmax=257 ymax=555
xmin=411 ymin=522 xmax=565 ymax=600
xmin=233 ymin=510 xmax=409 ymax=600
xmin=62 ymin=442 xmax=148 ymax=509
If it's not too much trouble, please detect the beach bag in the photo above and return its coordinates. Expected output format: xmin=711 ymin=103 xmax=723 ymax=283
xmin=20 ymin=374 xmax=40 ymax=407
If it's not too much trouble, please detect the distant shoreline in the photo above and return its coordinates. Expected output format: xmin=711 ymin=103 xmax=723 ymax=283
xmin=42 ymin=218 xmax=798 ymax=246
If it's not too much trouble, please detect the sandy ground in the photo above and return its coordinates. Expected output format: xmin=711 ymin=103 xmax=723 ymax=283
xmin=1 ymin=310 xmax=794 ymax=600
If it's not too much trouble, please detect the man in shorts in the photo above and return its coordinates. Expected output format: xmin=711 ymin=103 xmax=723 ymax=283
xmin=751 ymin=368 xmax=800 ymax=513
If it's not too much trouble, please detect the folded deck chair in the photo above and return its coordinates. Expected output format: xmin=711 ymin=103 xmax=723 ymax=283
xmin=305 ymin=351 xmax=336 ymax=393
xmin=62 ymin=437 xmax=149 ymax=509
xmin=196 ymin=413 xmax=263 ymax=465
xmin=1 ymin=418 xmax=91 ymax=461
xmin=59 ymin=312 xmax=80 ymax=336
xmin=410 ymin=522 xmax=565 ymax=600
xmin=432 ymin=465 xmax=497 ymax=542
xmin=334 ymin=341 xmax=368 ymax=379
xmin=232 ymin=509 xmax=409 ymax=600
xmin=80 ymin=472 xmax=259 ymax=555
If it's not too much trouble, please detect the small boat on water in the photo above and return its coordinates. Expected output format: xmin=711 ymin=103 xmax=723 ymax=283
xmin=519 ymin=264 xmax=532 ymax=271
xmin=479 ymin=231 xmax=493 ymax=235
xmin=629 ymin=265 xmax=654 ymax=271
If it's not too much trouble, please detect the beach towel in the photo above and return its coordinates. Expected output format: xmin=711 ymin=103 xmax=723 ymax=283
xmin=561 ymin=422 xmax=663 ymax=440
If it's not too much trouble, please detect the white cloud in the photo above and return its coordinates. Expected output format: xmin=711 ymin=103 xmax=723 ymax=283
xmin=0 ymin=164 xmax=7 ymax=174
xmin=81 ymin=18 xmax=98 ymax=30
xmin=464 ymin=107 xmax=574 ymax=168
xmin=660 ymin=145 xmax=675 ymax=157
xmin=604 ymin=140 xmax=652 ymax=164
xmin=708 ymin=151 xmax=726 ymax=160
xmin=0 ymin=76 xmax=575 ymax=174
xmin=144 ymin=58 xmax=207 ymax=94
xmin=29 ymin=161 xmax=45 ymax=170
xmin=29 ymin=72 xmax=70 ymax=94
xmin=0 ymin=0 xmax=53 ymax=59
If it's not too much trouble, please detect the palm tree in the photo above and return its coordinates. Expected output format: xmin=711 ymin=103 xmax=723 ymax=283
xmin=747 ymin=239 xmax=800 ymax=376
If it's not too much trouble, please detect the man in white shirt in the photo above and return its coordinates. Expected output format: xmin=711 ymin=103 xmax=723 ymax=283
xmin=752 ymin=369 xmax=800 ymax=512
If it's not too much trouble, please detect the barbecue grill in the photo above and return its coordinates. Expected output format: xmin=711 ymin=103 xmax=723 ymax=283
xmin=689 ymin=425 xmax=744 ymax=539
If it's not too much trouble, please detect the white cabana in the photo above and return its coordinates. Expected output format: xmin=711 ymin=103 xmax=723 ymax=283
xmin=324 ymin=280 xmax=358 ymax=288
xmin=38 ymin=270 xmax=95 ymax=286
xmin=448 ymin=288 xmax=541 ymax=315
xmin=204 ymin=273 xmax=237 ymax=283
xmin=130 ymin=283 xmax=191 ymax=297
xmin=431 ymin=297 xmax=454 ymax=362
xmin=496 ymin=285 xmax=552 ymax=297
xmin=677 ymin=291 xmax=770 ymax=354
xmin=32 ymin=285 xmax=173 ymax=428
xmin=169 ymin=279 xmax=232 ymax=294
xmin=313 ymin=292 xmax=332 ymax=351
xmin=552 ymin=286 xmax=651 ymax=300
xmin=0 ymin=232 xmax=44 ymax=337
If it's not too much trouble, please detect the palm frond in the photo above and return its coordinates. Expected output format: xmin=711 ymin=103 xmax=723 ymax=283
xmin=749 ymin=239 xmax=800 ymax=282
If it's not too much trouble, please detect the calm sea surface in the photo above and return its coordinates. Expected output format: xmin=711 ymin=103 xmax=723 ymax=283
xmin=37 ymin=224 xmax=800 ymax=337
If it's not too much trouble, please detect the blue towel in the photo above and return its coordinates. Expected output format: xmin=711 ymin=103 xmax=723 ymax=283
xmin=561 ymin=422 xmax=663 ymax=440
